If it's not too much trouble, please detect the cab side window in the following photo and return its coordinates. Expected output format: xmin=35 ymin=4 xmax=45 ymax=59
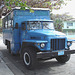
xmin=22 ymin=23 xmax=26 ymax=30
xmin=8 ymin=14 xmax=12 ymax=28
xmin=3 ymin=12 xmax=14 ymax=29
xmin=11 ymin=19 xmax=13 ymax=28
xmin=5 ymin=17 xmax=8 ymax=29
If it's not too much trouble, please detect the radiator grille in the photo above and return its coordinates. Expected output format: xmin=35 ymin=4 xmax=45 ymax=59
xmin=51 ymin=39 xmax=65 ymax=50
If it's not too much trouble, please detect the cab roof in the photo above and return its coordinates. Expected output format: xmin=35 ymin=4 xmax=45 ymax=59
xmin=13 ymin=7 xmax=50 ymax=11
xmin=22 ymin=19 xmax=53 ymax=23
xmin=2 ymin=7 xmax=50 ymax=19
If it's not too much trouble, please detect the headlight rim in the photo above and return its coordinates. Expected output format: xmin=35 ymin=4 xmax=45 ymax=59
xmin=67 ymin=41 xmax=72 ymax=46
xmin=40 ymin=43 xmax=45 ymax=48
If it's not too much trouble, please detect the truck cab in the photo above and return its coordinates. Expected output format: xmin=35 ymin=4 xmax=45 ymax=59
xmin=2 ymin=8 xmax=75 ymax=69
xmin=21 ymin=20 xmax=66 ymax=51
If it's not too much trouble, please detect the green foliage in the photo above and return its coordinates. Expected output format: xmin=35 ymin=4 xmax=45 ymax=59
xmin=7 ymin=6 xmax=11 ymax=10
xmin=54 ymin=18 xmax=64 ymax=32
xmin=6 ymin=0 xmax=9 ymax=2
xmin=4 ymin=0 xmax=34 ymax=13
xmin=51 ymin=13 xmax=73 ymax=32
xmin=6 ymin=3 xmax=9 ymax=6
xmin=4 ymin=0 xmax=67 ymax=12
xmin=30 ymin=9 xmax=34 ymax=13
xmin=51 ymin=13 xmax=73 ymax=21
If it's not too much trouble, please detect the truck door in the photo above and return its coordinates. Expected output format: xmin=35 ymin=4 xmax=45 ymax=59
xmin=20 ymin=22 xmax=26 ymax=43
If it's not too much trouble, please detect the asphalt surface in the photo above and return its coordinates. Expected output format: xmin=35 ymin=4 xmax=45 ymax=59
xmin=0 ymin=36 xmax=75 ymax=75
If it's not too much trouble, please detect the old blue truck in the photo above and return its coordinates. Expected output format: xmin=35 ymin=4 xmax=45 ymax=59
xmin=2 ymin=7 xmax=75 ymax=69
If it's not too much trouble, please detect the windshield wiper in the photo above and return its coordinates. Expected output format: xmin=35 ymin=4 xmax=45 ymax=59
xmin=44 ymin=25 xmax=54 ymax=30
xmin=44 ymin=25 xmax=51 ymax=29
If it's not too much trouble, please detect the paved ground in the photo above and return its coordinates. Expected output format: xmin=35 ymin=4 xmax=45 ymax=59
xmin=0 ymin=37 xmax=14 ymax=75
xmin=0 ymin=36 xmax=75 ymax=75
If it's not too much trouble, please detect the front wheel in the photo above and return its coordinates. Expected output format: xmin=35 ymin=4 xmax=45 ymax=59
xmin=56 ymin=55 xmax=70 ymax=63
xmin=23 ymin=47 xmax=37 ymax=69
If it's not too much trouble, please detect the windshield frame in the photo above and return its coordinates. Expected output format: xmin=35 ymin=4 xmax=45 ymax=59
xmin=27 ymin=21 xmax=54 ymax=30
xmin=42 ymin=21 xmax=54 ymax=30
xmin=27 ymin=21 xmax=42 ymax=30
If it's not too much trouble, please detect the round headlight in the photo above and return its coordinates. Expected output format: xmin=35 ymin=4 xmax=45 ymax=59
xmin=67 ymin=42 xmax=71 ymax=46
xmin=40 ymin=43 xmax=45 ymax=48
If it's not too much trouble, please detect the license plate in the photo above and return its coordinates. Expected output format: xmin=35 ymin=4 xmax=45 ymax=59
xmin=58 ymin=51 xmax=64 ymax=56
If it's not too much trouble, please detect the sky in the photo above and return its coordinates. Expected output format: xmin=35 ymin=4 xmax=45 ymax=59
xmin=52 ymin=0 xmax=75 ymax=18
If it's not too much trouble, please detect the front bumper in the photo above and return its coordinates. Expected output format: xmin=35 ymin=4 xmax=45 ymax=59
xmin=37 ymin=50 xmax=75 ymax=58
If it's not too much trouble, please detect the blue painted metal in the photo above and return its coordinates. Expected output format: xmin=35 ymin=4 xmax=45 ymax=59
xmin=2 ymin=8 xmax=72 ymax=54
xmin=58 ymin=51 xmax=64 ymax=56
xmin=68 ymin=39 xmax=75 ymax=42
xmin=23 ymin=40 xmax=48 ymax=43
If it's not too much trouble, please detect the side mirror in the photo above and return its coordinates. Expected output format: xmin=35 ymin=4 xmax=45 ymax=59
xmin=15 ymin=23 xmax=18 ymax=29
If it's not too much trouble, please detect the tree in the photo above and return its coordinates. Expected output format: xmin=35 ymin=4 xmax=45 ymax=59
xmin=0 ymin=0 xmax=66 ymax=18
xmin=0 ymin=0 xmax=4 ymax=18
xmin=51 ymin=13 xmax=74 ymax=21
xmin=26 ymin=0 xmax=65 ymax=10
xmin=51 ymin=13 xmax=74 ymax=32
xmin=54 ymin=18 xmax=64 ymax=32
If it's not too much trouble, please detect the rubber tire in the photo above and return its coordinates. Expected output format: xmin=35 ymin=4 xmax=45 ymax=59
xmin=22 ymin=47 xmax=37 ymax=70
xmin=7 ymin=41 xmax=11 ymax=53
xmin=56 ymin=55 xmax=70 ymax=63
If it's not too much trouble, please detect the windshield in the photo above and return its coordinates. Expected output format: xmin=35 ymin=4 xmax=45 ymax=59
xmin=43 ymin=22 xmax=54 ymax=29
xmin=27 ymin=21 xmax=54 ymax=30
xmin=27 ymin=21 xmax=42 ymax=30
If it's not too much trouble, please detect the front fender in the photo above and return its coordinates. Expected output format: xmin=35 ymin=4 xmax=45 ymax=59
xmin=67 ymin=39 xmax=75 ymax=47
xmin=68 ymin=39 xmax=75 ymax=42
xmin=22 ymin=40 xmax=48 ymax=43
xmin=21 ymin=40 xmax=48 ymax=51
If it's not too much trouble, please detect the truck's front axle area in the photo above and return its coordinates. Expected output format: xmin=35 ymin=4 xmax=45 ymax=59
xmin=37 ymin=49 xmax=75 ymax=59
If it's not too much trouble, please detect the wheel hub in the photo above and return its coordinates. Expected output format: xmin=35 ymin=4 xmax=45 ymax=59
xmin=24 ymin=52 xmax=30 ymax=65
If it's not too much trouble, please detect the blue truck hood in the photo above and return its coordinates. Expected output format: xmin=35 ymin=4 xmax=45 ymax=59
xmin=27 ymin=30 xmax=66 ymax=36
